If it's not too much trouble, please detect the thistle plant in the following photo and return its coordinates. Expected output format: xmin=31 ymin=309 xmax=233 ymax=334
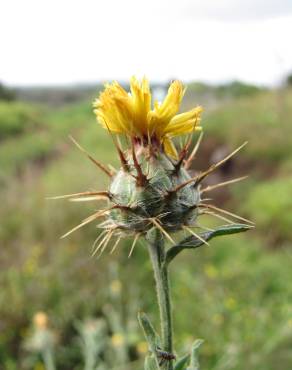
xmin=52 ymin=77 xmax=253 ymax=369
xmin=25 ymin=312 xmax=56 ymax=370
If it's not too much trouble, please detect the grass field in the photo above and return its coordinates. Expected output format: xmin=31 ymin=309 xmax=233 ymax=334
xmin=1 ymin=86 xmax=292 ymax=369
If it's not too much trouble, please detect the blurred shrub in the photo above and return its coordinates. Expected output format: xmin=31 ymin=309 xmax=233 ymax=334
xmin=0 ymin=131 xmax=53 ymax=183
xmin=0 ymin=102 xmax=41 ymax=139
xmin=242 ymin=177 xmax=292 ymax=244
xmin=186 ymin=81 xmax=263 ymax=102
xmin=0 ymin=102 xmax=96 ymax=183
xmin=286 ymin=73 xmax=292 ymax=88
xmin=0 ymin=82 xmax=15 ymax=101
xmin=205 ymin=90 xmax=292 ymax=162
xmin=15 ymin=85 xmax=102 ymax=107
xmin=216 ymin=81 xmax=263 ymax=98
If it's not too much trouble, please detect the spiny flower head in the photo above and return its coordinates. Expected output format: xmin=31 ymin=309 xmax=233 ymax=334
xmin=54 ymin=77 xmax=252 ymax=258
xmin=93 ymin=77 xmax=202 ymax=157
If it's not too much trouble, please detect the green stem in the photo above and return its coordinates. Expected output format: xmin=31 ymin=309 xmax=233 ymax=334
xmin=42 ymin=348 xmax=56 ymax=370
xmin=147 ymin=230 xmax=173 ymax=370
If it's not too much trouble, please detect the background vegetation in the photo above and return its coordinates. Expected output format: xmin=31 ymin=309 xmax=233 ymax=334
xmin=1 ymin=80 xmax=292 ymax=369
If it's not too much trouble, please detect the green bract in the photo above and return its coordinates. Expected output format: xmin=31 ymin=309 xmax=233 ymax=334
xmin=108 ymin=152 xmax=200 ymax=233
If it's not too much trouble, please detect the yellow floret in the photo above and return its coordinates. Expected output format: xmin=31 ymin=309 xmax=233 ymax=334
xmin=93 ymin=77 xmax=202 ymax=157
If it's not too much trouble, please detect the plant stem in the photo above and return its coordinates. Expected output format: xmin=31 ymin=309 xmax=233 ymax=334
xmin=42 ymin=348 xmax=56 ymax=370
xmin=147 ymin=230 xmax=173 ymax=370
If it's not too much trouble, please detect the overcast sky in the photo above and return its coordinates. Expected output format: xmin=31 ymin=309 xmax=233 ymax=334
xmin=1 ymin=0 xmax=292 ymax=86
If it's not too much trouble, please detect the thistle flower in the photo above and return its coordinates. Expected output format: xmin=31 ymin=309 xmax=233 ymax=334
xmin=26 ymin=312 xmax=56 ymax=370
xmin=53 ymin=77 xmax=251 ymax=256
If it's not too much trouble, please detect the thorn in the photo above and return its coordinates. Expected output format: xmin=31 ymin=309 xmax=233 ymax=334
xmin=61 ymin=207 xmax=114 ymax=239
xmin=128 ymin=233 xmax=140 ymax=257
xmin=82 ymin=206 xmax=115 ymax=223
xmin=200 ymin=210 xmax=235 ymax=225
xmin=194 ymin=142 xmax=248 ymax=185
xmin=183 ymin=225 xmax=209 ymax=246
xmin=172 ymin=142 xmax=248 ymax=192
xmin=131 ymin=138 xmax=148 ymax=186
xmin=149 ymin=218 xmax=175 ymax=245
xmin=91 ymin=231 xmax=111 ymax=257
xmin=47 ymin=191 xmax=110 ymax=200
xmin=199 ymin=203 xmax=255 ymax=225
xmin=117 ymin=149 xmax=130 ymax=172
xmin=110 ymin=236 xmax=122 ymax=254
xmin=61 ymin=212 xmax=102 ymax=239
xmin=200 ymin=198 xmax=213 ymax=202
xmin=108 ymin=164 xmax=118 ymax=174
xmin=69 ymin=195 xmax=109 ymax=202
xmin=184 ymin=132 xmax=204 ymax=169
xmin=69 ymin=136 xmax=113 ymax=177
xmin=97 ymin=230 xmax=114 ymax=258
xmin=103 ymin=122 xmax=130 ymax=172
xmin=200 ymin=176 xmax=248 ymax=193
xmin=173 ymin=133 xmax=193 ymax=174
xmin=91 ymin=230 xmax=107 ymax=253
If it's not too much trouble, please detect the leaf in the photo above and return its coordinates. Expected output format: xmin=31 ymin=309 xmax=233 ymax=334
xmin=166 ymin=224 xmax=253 ymax=264
xmin=174 ymin=353 xmax=190 ymax=370
xmin=187 ymin=339 xmax=204 ymax=370
xmin=138 ymin=311 xmax=161 ymax=369
xmin=144 ymin=355 xmax=160 ymax=370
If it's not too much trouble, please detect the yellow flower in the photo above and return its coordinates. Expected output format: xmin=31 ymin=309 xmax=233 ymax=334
xmin=111 ymin=333 xmax=125 ymax=347
xmin=33 ymin=311 xmax=48 ymax=329
xmin=110 ymin=279 xmax=122 ymax=294
xmin=224 ymin=297 xmax=237 ymax=310
xmin=204 ymin=264 xmax=218 ymax=279
xmin=136 ymin=341 xmax=148 ymax=354
xmin=93 ymin=77 xmax=202 ymax=157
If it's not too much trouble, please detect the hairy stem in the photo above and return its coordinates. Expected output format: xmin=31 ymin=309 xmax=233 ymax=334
xmin=147 ymin=230 xmax=173 ymax=370
xmin=42 ymin=348 xmax=56 ymax=370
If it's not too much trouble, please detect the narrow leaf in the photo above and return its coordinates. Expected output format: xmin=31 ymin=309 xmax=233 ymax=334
xmin=138 ymin=312 xmax=161 ymax=369
xmin=166 ymin=224 xmax=253 ymax=264
xmin=144 ymin=355 xmax=160 ymax=370
xmin=174 ymin=353 xmax=190 ymax=370
xmin=187 ymin=339 xmax=204 ymax=370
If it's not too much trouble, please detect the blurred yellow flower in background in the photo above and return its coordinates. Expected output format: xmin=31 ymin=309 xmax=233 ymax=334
xmin=111 ymin=333 xmax=125 ymax=347
xmin=224 ymin=297 xmax=237 ymax=310
xmin=136 ymin=341 xmax=148 ymax=355
xmin=110 ymin=279 xmax=122 ymax=294
xmin=204 ymin=264 xmax=218 ymax=279
xmin=33 ymin=312 xmax=48 ymax=330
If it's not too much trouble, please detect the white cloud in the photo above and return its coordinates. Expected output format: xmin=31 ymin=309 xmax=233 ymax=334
xmin=0 ymin=0 xmax=291 ymax=86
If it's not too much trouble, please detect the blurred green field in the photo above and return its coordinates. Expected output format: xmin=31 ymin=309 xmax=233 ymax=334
xmin=1 ymin=85 xmax=292 ymax=369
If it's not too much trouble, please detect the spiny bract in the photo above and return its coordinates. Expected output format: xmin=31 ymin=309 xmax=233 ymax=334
xmin=108 ymin=150 xmax=200 ymax=233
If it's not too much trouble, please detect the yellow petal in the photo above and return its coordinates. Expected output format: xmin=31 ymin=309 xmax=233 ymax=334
xmin=130 ymin=76 xmax=151 ymax=135
xmin=163 ymin=137 xmax=178 ymax=158
xmin=164 ymin=106 xmax=203 ymax=137
xmin=93 ymin=77 xmax=203 ymax=150
xmin=148 ymin=80 xmax=185 ymax=137
xmin=93 ymin=82 xmax=134 ymax=134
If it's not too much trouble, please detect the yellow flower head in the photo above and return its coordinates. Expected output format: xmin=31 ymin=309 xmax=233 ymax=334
xmin=93 ymin=77 xmax=202 ymax=157
xmin=33 ymin=311 xmax=48 ymax=330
